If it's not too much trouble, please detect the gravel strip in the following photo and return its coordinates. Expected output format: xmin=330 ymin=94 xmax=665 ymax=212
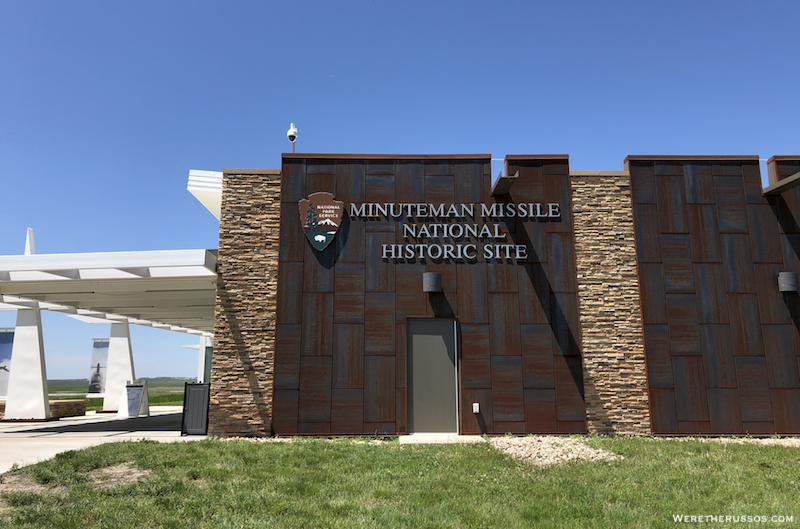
xmin=490 ymin=436 xmax=622 ymax=467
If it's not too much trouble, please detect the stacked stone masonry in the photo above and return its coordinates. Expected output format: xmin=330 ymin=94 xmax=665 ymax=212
xmin=0 ymin=400 xmax=87 ymax=420
xmin=209 ymin=170 xmax=282 ymax=436
xmin=571 ymin=173 xmax=652 ymax=434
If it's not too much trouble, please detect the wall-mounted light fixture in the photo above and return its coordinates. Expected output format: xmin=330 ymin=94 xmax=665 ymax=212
xmin=778 ymin=272 xmax=799 ymax=292
xmin=422 ymin=272 xmax=442 ymax=293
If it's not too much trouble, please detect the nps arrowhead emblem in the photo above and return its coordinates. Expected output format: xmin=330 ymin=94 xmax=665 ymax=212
xmin=299 ymin=192 xmax=344 ymax=251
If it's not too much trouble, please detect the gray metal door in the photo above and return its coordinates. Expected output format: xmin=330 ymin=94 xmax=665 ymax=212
xmin=407 ymin=319 xmax=458 ymax=433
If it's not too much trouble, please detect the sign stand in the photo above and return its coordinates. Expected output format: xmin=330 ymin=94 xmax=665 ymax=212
xmin=116 ymin=380 xmax=150 ymax=419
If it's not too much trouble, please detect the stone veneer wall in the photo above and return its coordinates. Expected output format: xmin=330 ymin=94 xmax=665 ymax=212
xmin=0 ymin=400 xmax=87 ymax=419
xmin=570 ymin=172 xmax=651 ymax=434
xmin=209 ymin=169 xmax=281 ymax=436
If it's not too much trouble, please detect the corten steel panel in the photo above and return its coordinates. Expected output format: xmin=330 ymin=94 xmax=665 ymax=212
xmin=454 ymin=162 xmax=484 ymax=203
xmin=543 ymin=175 xmax=573 ymax=233
xmin=727 ymin=294 xmax=765 ymax=356
xmin=518 ymin=264 xmax=551 ymax=324
xmin=336 ymin=212 xmax=365 ymax=263
xmin=298 ymin=423 xmax=331 ymax=434
xmin=490 ymin=356 xmax=525 ymax=422
xmin=661 ymin=234 xmax=694 ymax=293
xmin=275 ymin=324 xmax=302 ymax=390
xmin=644 ymin=325 xmax=673 ymax=388
xmin=426 ymin=291 xmax=458 ymax=318
xmin=396 ymin=161 xmax=425 ymax=203
xmin=694 ymin=264 xmax=728 ymax=324
xmin=553 ymin=355 xmax=585 ymax=422
xmin=638 ymin=263 xmax=668 ymax=324
xmin=754 ymin=264 xmax=791 ymax=325
xmin=634 ymin=204 xmax=662 ymax=262
xmin=763 ymin=326 xmax=800 ymax=388
xmin=280 ymin=203 xmax=306 ymax=262
xmin=301 ymin=293 xmax=333 ymax=356
xmin=656 ymin=176 xmax=689 ymax=234
xmin=307 ymin=160 xmax=337 ymax=175
xmin=457 ymin=263 xmax=489 ymax=323
xmin=364 ymin=356 xmax=396 ymax=423
xmin=461 ymin=388 xmax=493 ymax=434
xmin=489 ymin=293 xmax=522 ymax=356
xmin=305 ymin=172 xmax=335 ymax=197
xmin=782 ymin=235 xmax=800 ymax=274
xmin=666 ymin=294 xmax=701 ymax=355
xmin=365 ymin=175 xmax=395 ymax=232
xmin=748 ymin=205 xmax=783 ymax=263
xmin=425 ymin=175 xmax=455 ymax=205
xmin=396 ymin=324 xmax=406 ymax=389
xmin=735 ymin=357 xmax=774 ymax=422
xmin=281 ymin=161 xmax=306 ymax=203
xmin=557 ymin=422 xmax=587 ymax=434
xmin=649 ymin=389 xmax=679 ymax=433
xmin=277 ymin=262 xmax=304 ymax=324
xmin=721 ymin=234 xmax=757 ymax=293
xmin=461 ymin=324 xmax=491 ymax=388
xmin=510 ymin=164 xmax=544 ymax=203
xmin=331 ymin=389 xmax=364 ymax=434
xmin=395 ymin=262 xmax=427 ymax=322
xmin=770 ymin=389 xmax=800 ymax=433
xmin=335 ymin=161 xmax=365 ymax=203
xmin=487 ymin=259 xmax=518 ymax=293
xmin=366 ymin=233 xmax=395 ymax=291
xmin=365 ymin=160 xmax=394 ymax=175
xmin=333 ymin=262 xmax=365 ymax=323
xmin=655 ymin=161 xmax=684 ymax=176
xmin=396 ymin=388 xmax=408 ymax=434
xmin=700 ymin=325 xmax=737 ymax=388
xmin=687 ymin=205 xmax=722 ymax=263
xmin=629 ymin=162 xmax=657 ymax=204
xmin=678 ymin=422 xmax=711 ymax=434
xmin=521 ymin=324 xmax=555 ymax=388
xmin=715 ymin=177 xmax=750 ymax=234
xmin=494 ymin=422 xmax=527 ymax=434
xmin=364 ymin=292 xmax=395 ymax=355
xmin=524 ymin=389 xmax=558 ymax=433
xmin=298 ymin=356 xmax=332 ymax=423
xmin=332 ymin=324 xmax=364 ymax=389
xmin=684 ymin=162 xmax=716 ymax=204
xmin=548 ymin=233 xmax=577 ymax=293
xmin=303 ymin=243 xmax=335 ymax=293
xmin=427 ymin=260 xmax=457 ymax=292
xmin=774 ymin=195 xmax=800 ymax=235
xmin=516 ymin=218 xmax=547 ymax=263
xmin=741 ymin=162 xmax=767 ymax=204
xmin=551 ymin=293 xmax=581 ymax=356
xmin=424 ymin=161 xmax=453 ymax=176
xmin=742 ymin=422 xmax=776 ymax=434
xmin=712 ymin=161 xmax=743 ymax=177
xmin=672 ymin=356 xmax=710 ymax=422
xmin=272 ymin=390 xmax=299 ymax=434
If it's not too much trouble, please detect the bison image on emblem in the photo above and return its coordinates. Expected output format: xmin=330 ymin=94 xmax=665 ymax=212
xmin=299 ymin=192 xmax=344 ymax=251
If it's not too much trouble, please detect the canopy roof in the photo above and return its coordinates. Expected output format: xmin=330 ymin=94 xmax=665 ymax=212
xmin=0 ymin=249 xmax=217 ymax=337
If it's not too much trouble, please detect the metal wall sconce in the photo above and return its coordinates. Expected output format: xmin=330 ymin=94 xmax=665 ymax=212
xmin=778 ymin=272 xmax=799 ymax=292
xmin=422 ymin=272 xmax=442 ymax=293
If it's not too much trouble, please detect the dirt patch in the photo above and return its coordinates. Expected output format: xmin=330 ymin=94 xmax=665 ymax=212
xmin=88 ymin=462 xmax=152 ymax=489
xmin=0 ymin=475 xmax=56 ymax=495
xmin=491 ymin=436 xmax=623 ymax=467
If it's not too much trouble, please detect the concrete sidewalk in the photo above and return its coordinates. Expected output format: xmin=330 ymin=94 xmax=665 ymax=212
xmin=0 ymin=406 xmax=206 ymax=473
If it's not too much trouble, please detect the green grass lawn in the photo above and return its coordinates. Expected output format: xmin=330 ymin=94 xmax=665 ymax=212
xmin=0 ymin=437 xmax=798 ymax=528
xmin=46 ymin=378 xmax=191 ymax=410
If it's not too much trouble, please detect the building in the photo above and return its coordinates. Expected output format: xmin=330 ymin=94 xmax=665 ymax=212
xmin=206 ymin=154 xmax=800 ymax=437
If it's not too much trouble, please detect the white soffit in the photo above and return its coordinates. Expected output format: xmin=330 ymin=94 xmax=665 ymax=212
xmin=0 ymin=249 xmax=218 ymax=337
xmin=188 ymin=169 xmax=223 ymax=220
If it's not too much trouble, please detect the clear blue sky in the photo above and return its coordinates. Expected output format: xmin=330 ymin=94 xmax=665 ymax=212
xmin=1 ymin=1 xmax=798 ymax=378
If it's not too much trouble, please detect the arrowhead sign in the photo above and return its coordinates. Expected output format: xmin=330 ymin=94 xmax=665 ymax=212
xmin=299 ymin=192 xmax=344 ymax=251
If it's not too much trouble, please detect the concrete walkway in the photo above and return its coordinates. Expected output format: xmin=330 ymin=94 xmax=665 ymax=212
xmin=399 ymin=433 xmax=486 ymax=445
xmin=0 ymin=406 xmax=206 ymax=473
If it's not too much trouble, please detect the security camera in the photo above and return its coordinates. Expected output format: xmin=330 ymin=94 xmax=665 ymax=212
xmin=287 ymin=123 xmax=298 ymax=143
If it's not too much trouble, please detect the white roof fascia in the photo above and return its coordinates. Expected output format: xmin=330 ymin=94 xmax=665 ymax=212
xmin=188 ymin=170 xmax=223 ymax=220
xmin=0 ymin=249 xmax=216 ymax=274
